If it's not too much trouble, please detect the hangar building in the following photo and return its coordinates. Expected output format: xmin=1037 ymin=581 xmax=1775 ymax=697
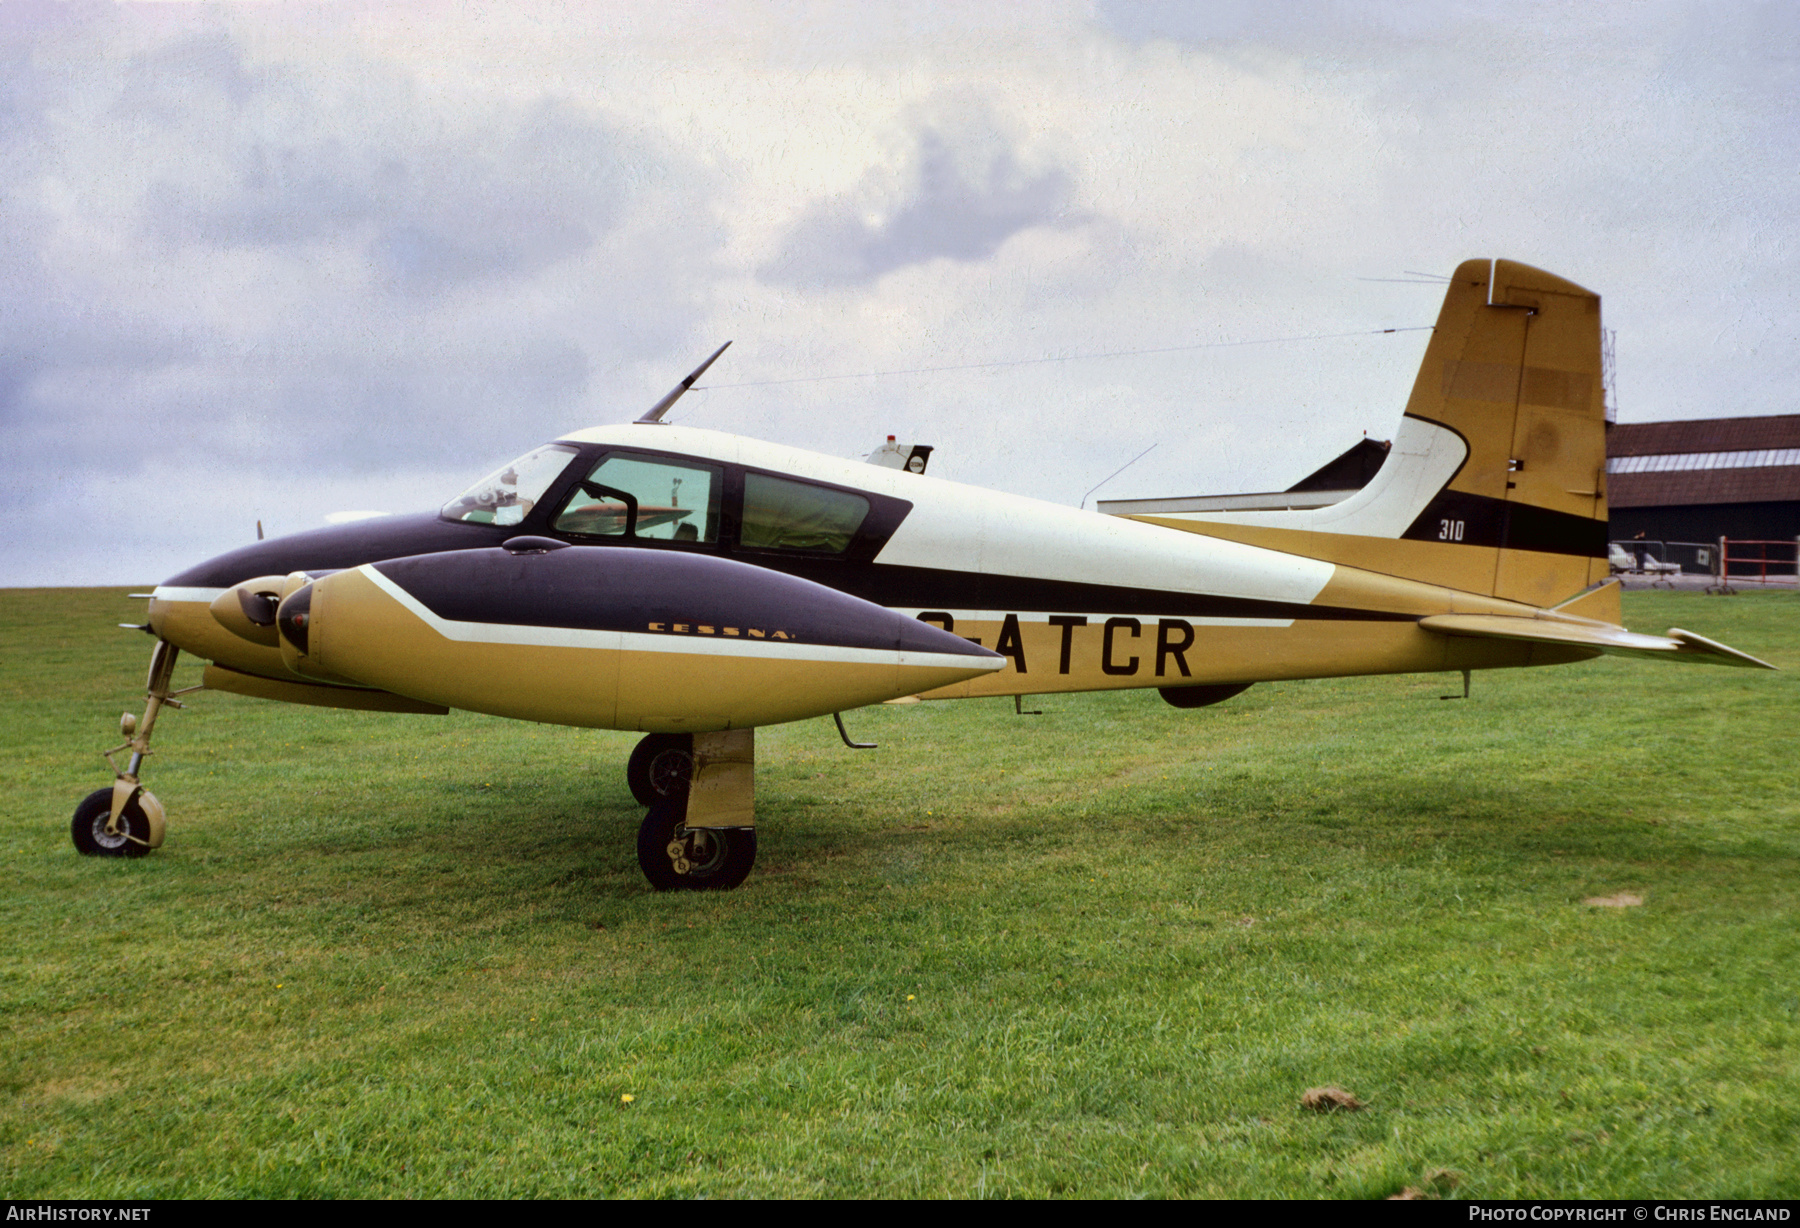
xmin=1604 ymin=414 xmax=1800 ymax=544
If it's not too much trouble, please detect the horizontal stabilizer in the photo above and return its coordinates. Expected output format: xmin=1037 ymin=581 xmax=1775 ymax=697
xmin=1418 ymin=615 xmax=1776 ymax=669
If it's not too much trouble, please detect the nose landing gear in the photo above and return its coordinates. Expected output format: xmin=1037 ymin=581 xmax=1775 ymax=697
xmin=73 ymin=639 xmax=200 ymax=858
xmin=70 ymin=785 xmax=161 ymax=858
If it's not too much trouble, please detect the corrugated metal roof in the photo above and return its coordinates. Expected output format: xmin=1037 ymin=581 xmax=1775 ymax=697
xmin=1609 ymin=414 xmax=1800 ymax=457
xmin=1609 ymin=465 xmax=1800 ymax=509
xmin=1609 ymin=449 xmax=1800 ymax=473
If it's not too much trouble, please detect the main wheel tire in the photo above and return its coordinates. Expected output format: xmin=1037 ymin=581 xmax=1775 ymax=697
xmin=71 ymin=787 xmax=153 ymax=858
xmin=635 ymin=797 xmax=756 ymax=892
xmin=626 ymin=733 xmax=695 ymax=806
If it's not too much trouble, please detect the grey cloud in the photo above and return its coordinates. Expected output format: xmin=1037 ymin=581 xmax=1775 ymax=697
xmin=0 ymin=15 xmax=718 ymax=585
xmin=256 ymin=334 xmax=593 ymax=473
xmin=763 ymin=128 xmax=1075 ymax=287
xmin=126 ymin=44 xmax=627 ymax=296
xmin=1094 ymin=0 xmax=1496 ymax=50
xmin=0 ymin=357 xmax=40 ymax=425
xmin=116 ymin=29 xmax=254 ymax=119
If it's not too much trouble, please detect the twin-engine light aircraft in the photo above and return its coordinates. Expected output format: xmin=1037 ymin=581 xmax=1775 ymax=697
xmin=81 ymin=260 xmax=1773 ymax=890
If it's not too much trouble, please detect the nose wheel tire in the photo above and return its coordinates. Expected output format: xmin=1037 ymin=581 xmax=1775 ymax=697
xmin=71 ymin=787 xmax=153 ymax=858
xmin=627 ymin=733 xmax=695 ymax=807
xmin=635 ymin=797 xmax=755 ymax=891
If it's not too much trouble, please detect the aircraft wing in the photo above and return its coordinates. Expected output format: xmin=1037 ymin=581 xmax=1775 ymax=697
xmin=1419 ymin=615 xmax=1776 ymax=669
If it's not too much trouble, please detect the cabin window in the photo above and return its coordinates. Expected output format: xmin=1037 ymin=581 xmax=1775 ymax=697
xmin=740 ymin=474 xmax=870 ymax=554
xmin=442 ymin=444 xmax=579 ymax=526
xmin=552 ymin=453 xmax=722 ymax=542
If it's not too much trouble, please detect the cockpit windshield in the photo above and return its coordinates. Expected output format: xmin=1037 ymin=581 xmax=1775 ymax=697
xmin=441 ymin=444 xmax=579 ymax=527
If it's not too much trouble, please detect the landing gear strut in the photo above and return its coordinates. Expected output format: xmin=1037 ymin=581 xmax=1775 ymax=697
xmin=72 ymin=639 xmax=198 ymax=858
xmin=631 ymin=728 xmax=757 ymax=891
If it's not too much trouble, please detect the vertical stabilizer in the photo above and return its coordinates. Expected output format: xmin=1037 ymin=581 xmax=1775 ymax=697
xmin=1408 ymin=259 xmax=1610 ymax=606
xmin=1129 ymin=258 xmax=1612 ymax=609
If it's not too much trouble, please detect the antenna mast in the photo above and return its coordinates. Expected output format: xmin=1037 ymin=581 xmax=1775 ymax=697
xmin=637 ymin=342 xmax=732 ymax=424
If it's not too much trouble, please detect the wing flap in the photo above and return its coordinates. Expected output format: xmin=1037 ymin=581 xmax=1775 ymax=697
xmin=1418 ymin=614 xmax=1776 ymax=669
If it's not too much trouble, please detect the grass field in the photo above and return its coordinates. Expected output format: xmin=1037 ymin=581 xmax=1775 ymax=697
xmin=2 ymin=587 xmax=1796 ymax=1198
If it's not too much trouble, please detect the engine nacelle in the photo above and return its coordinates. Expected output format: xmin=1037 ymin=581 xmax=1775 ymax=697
xmin=274 ymin=543 xmax=1003 ymax=732
xmin=206 ymin=575 xmax=287 ymax=648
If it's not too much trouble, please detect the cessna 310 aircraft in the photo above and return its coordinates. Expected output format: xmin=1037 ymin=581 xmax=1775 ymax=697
xmin=80 ymin=259 xmax=1773 ymax=890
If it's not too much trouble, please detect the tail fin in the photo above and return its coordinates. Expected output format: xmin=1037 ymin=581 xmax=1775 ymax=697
xmin=1128 ymin=258 xmax=1613 ymax=610
xmin=1403 ymin=258 xmax=1610 ymax=606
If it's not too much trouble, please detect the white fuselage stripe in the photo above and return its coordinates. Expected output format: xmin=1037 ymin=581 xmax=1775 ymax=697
xmin=150 ymin=588 xmax=1293 ymax=634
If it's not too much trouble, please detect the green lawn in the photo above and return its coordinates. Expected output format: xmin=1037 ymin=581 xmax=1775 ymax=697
xmin=2 ymin=587 xmax=1795 ymax=1197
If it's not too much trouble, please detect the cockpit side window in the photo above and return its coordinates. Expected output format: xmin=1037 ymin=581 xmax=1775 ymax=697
xmin=739 ymin=473 xmax=870 ymax=554
xmin=442 ymin=444 xmax=580 ymax=527
xmin=552 ymin=453 xmax=722 ymax=543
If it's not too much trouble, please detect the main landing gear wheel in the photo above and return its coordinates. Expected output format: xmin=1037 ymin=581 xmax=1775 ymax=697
xmin=627 ymin=733 xmax=695 ymax=806
xmin=636 ymin=796 xmax=756 ymax=892
xmin=70 ymin=787 xmax=153 ymax=858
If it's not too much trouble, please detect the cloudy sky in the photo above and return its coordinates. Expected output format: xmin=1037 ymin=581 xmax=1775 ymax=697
xmin=4 ymin=1 xmax=1795 ymax=585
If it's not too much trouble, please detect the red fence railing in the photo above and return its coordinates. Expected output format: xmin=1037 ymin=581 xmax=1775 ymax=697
xmin=1717 ymin=538 xmax=1799 ymax=589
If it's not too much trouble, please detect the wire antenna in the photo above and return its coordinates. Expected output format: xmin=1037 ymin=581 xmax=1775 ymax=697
xmin=695 ymin=328 xmax=1431 ymax=393
xmin=1081 ymin=443 xmax=1158 ymax=510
